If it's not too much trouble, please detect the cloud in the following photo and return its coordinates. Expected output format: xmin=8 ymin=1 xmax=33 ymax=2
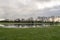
xmin=0 ymin=0 xmax=60 ymax=19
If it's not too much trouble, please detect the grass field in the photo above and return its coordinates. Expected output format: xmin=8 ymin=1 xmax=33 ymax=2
xmin=0 ymin=26 xmax=60 ymax=40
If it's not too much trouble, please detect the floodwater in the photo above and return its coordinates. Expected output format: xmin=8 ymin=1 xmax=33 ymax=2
xmin=0 ymin=24 xmax=51 ymax=28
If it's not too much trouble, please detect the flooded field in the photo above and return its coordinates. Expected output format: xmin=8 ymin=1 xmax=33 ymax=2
xmin=0 ymin=23 xmax=60 ymax=28
xmin=0 ymin=23 xmax=51 ymax=28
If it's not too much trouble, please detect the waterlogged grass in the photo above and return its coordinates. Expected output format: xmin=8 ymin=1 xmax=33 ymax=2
xmin=0 ymin=26 xmax=60 ymax=40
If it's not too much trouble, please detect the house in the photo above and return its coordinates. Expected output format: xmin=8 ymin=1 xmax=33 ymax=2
xmin=48 ymin=16 xmax=60 ymax=22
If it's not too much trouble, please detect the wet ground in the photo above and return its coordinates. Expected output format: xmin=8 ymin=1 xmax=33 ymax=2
xmin=0 ymin=24 xmax=51 ymax=28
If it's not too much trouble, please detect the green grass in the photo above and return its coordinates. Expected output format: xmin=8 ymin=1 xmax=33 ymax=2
xmin=0 ymin=26 xmax=60 ymax=40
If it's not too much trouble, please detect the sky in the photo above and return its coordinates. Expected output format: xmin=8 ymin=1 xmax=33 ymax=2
xmin=0 ymin=0 xmax=60 ymax=19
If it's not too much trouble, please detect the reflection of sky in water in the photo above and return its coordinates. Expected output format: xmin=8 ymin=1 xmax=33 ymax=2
xmin=0 ymin=24 xmax=50 ymax=28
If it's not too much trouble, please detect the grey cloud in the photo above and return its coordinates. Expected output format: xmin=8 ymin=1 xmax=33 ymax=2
xmin=31 ymin=6 xmax=60 ymax=17
xmin=0 ymin=0 xmax=60 ymax=19
xmin=37 ymin=0 xmax=50 ymax=2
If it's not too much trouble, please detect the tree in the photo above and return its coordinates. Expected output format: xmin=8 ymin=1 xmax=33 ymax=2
xmin=15 ymin=18 xmax=20 ymax=22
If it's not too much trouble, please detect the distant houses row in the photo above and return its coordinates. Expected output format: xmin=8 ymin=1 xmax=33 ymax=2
xmin=37 ymin=16 xmax=60 ymax=22
xmin=0 ymin=16 xmax=60 ymax=22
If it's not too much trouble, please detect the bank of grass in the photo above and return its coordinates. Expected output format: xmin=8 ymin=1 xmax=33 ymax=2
xmin=0 ymin=26 xmax=60 ymax=40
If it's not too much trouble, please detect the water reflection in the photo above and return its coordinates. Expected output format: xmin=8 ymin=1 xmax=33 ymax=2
xmin=0 ymin=23 xmax=51 ymax=28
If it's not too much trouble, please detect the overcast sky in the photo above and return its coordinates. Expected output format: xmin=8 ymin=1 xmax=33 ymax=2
xmin=0 ymin=0 xmax=60 ymax=19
